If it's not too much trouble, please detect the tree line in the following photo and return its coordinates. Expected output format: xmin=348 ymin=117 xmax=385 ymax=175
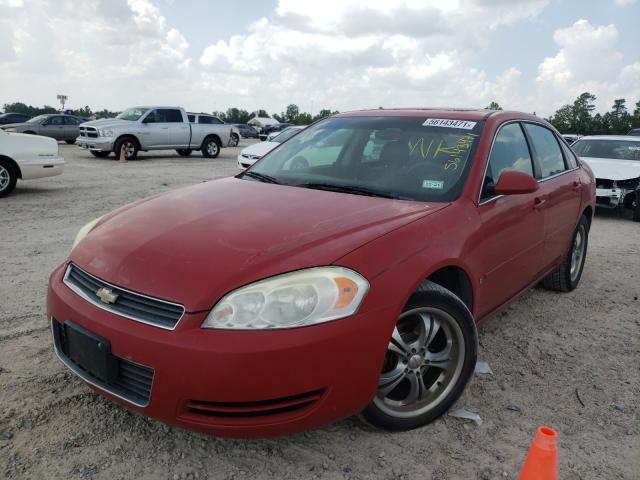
xmin=3 ymin=95 xmax=639 ymax=134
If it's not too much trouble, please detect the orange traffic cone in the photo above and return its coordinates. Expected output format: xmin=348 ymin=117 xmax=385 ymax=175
xmin=519 ymin=426 xmax=558 ymax=480
xmin=118 ymin=144 xmax=127 ymax=163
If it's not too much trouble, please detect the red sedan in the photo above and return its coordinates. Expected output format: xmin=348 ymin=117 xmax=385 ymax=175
xmin=48 ymin=109 xmax=595 ymax=438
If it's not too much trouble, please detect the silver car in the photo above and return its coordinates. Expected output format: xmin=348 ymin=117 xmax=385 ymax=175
xmin=0 ymin=114 xmax=84 ymax=144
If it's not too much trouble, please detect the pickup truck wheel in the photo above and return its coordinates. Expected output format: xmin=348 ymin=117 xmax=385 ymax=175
xmin=0 ymin=159 xmax=18 ymax=198
xmin=115 ymin=137 xmax=139 ymax=160
xmin=542 ymin=215 xmax=589 ymax=291
xmin=362 ymin=281 xmax=477 ymax=431
xmin=90 ymin=151 xmax=111 ymax=158
xmin=633 ymin=192 xmax=640 ymax=222
xmin=229 ymin=133 xmax=239 ymax=147
xmin=176 ymin=149 xmax=192 ymax=157
xmin=202 ymin=137 xmax=221 ymax=158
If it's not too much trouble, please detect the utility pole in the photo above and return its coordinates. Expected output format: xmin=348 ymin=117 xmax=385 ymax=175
xmin=56 ymin=94 xmax=68 ymax=111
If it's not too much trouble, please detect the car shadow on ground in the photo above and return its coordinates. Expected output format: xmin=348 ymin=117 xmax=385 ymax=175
xmin=594 ymin=207 xmax=635 ymax=221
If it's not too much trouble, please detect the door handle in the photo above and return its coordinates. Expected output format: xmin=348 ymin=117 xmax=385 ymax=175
xmin=533 ymin=197 xmax=546 ymax=210
xmin=572 ymin=180 xmax=582 ymax=192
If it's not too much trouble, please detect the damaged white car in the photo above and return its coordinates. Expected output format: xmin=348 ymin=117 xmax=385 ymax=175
xmin=572 ymin=135 xmax=640 ymax=222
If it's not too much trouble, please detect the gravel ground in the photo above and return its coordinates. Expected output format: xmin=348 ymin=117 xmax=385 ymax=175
xmin=1 ymin=142 xmax=638 ymax=480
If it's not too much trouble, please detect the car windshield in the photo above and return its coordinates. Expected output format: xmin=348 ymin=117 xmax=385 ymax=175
xmin=27 ymin=115 xmax=49 ymax=124
xmin=272 ymin=128 xmax=302 ymax=143
xmin=243 ymin=116 xmax=483 ymax=202
xmin=116 ymin=108 xmax=148 ymax=121
xmin=572 ymin=139 xmax=640 ymax=161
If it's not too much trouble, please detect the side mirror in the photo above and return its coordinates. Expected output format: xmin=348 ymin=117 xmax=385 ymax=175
xmin=494 ymin=170 xmax=539 ymax=195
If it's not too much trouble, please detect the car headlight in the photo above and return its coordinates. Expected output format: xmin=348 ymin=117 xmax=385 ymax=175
xmin=98 ymin=129 xmax=113 ymax=137
xmin=72 ymin=216 xmax=104 ymax=249
xmin=202 ymin=267 xmax=369 ymax=330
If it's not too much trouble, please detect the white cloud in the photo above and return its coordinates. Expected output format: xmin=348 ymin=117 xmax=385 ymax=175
xmin=536 ymin=19 xmax=638 ymax=112
xmin=614 ymin=0 xmax=637 ymax=6
xmin=0 ymin=0 xmax=636 ymax=117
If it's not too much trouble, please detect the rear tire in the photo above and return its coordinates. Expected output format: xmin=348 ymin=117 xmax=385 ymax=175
xmin=633 ymin=192 xmax=640 ymax=222
xmin=542 ymin=215 xmax=589 ymax=292
xmin=176 ymin=149 xmax=192 ymax=157
xmin=114 ymin=137 xmax=139 ymax=160
xmin=90 ymin=151 xmax=111 ymax=158
xmin=0 ymin=158 xmax=18 ymax=198
xmin=362 ymin=281 xmax=477 ymax=431
xmin=229 ymin=133 xmax=239 ymax=147
xmin=201 ymin=137 xmax=221 ymax=158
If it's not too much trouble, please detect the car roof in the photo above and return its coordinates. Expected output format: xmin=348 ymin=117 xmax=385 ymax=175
xmin=333 ymin=108 xmax=538 ymax=122
xmin=576 ymin=135 xmax=640 ymax=141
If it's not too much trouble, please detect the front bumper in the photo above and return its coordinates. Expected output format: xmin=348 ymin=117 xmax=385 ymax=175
xmin=596 ymin=187 xmax=635 ymax=209
xmin=47 ymin=263 xmax=394 ymax=438
xmin=19 ymin=155 xmax=65 ymax=180
xmin=75 ymin=136 xmax=114 ymax=152
xmin=237 ymin=154 xmax=259 ymax=170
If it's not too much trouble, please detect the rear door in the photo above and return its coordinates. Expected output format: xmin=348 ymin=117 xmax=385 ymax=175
xmin=41 ymin=115 xmax=65 ymax=140
xmin=164 ymin=109 xmax=189 ymax=147
xmin=473 ymin=122 xmax=546 ymax=317
xmin=522 ymin=123 xmax=581 ymax=271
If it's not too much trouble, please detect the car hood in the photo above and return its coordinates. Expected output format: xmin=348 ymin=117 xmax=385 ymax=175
xmin=580 ymin=157 xmax=640 ymax=181
xmin=0 ymin=122 xmax=32 ymax=129
xmin=240 ymin=141 xmax=280 ymax=158
xmin=81 ymin=118 xmax=134 ymax=129
xmin=70 ymin=178 xmax=446 ymax=312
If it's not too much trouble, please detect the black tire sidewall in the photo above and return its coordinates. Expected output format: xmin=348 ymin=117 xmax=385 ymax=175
xmin=564 ymin=216 xmax=589 ymax=289
xmin=362 ymin=286 xmax=478 ymax=431
xmin=202 ymin=138 xmax=220 ymax=158
xmin=0 ymin=159 xmax=17 ymax=197
xmin=115 ymin=137 xmax=138 ymax=160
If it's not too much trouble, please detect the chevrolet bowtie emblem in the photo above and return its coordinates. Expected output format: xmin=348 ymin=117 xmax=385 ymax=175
xmin=96 ymin=287 xmax=119 ymax=304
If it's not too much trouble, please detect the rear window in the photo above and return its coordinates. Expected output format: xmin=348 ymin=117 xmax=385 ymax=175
xmin=572 ymin=139 xmax=640 ymax=161
xmin=248 ymin=116 xmax=484 ymax=202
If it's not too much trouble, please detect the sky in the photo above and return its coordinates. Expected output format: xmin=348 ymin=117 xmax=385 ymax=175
xmin=0 ymin=0 xmax=638 ymax=117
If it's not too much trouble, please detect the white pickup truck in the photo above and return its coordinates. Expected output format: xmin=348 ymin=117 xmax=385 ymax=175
xmin=76 ymin=106 xmax=235 ymax=160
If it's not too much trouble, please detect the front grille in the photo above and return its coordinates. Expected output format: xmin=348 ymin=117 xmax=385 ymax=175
xmin=596 ymin=178 xmax=614 ymax=189
xmin=184 ymin=389 xmax=325 ymax=419
xmin=241 ymin=154 xmax=261 ymax=160
xmin=79 ymin=126 xmax=98 ymax=138
xmin=64 ymin=263 xmax=185 ymax=330
xmin=52 ymin=319 xmax=154 ymax=406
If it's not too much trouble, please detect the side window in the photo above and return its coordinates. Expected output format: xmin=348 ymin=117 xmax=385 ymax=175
xmin=49 ymin=116 xmax=64 ymax=125
xmin=188 ymin=115 xmax=195 ymax=123
xmin=524 ymin=123 xmax=566 ymax=178
xmin=560 ymin=141 xmax=577 ymax=169
xmin=481 ymin=123 xmax=534 ymax=200
xmin=210 ymin=117 xmax=223 ymax=124
xmin=198 ymin=116 xmax=213 ymax=124
xmin=163 ymin=109 xmax=183 ymax=123
xmin=144 ymin=110 xmax=162 ymax=123
xmin=64 ymin=116 xmax=79 ymax=125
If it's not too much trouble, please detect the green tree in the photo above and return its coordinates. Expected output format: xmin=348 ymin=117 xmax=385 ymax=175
xmin=284 ymin=104 xmax=300 ymax=123
xmin=73 ymin=105 xmax=93 ymax=118
xmin=609 ymin=98 xmax=632 ymax=134
xmin=485 ymin=101 xmax=502 ymax=110
xmin=312 ymin=109 xmax=338 ymax=122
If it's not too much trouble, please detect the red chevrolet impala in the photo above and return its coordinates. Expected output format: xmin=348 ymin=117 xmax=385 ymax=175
xmin=48 ymin=109 xmax=595 ymax=437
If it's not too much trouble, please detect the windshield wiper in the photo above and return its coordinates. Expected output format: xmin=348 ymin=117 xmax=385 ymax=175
xmin=241 ymin=171 xmax=281 ymax=184
xmin=295 ymin=183 xmax=403 ymax=199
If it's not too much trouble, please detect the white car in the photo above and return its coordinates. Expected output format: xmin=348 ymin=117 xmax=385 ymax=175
xmin=237 ymin=126 xmax=305 ymax=169
xmin=572 ymin=135 xmax=640 ymax=221
xmin=0 ymin=129 xmax=64 ymax=197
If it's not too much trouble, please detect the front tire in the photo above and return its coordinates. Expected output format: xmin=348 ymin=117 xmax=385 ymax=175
xmin=0 ymin=159 xmax=18 ymax=198
xmin=65 ymin=140 xmax=75 ymax=145
xmin=90 ymin=151 xmax=111 ymax=158
xmin=202 ymin=137 xmax=221 ymax=158
xmin=176 ymin=149 xmax=192 ymax=157
xmin=114 ymin=137 xmax=139 ymax=160
xmin=633 ymin=192 xmax=640 ymax=222
xmin=542 ymin=215 xmax=589 ymax=291
xmin=363 ymin=281 xmax=477 ymax=431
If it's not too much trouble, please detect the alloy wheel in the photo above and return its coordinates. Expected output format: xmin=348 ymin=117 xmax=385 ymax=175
xmin=570 ymin=224 xmax=586 ymax=282
xmin=207 ymin=141 xmax=219 ymax=156
xmin=374 ymin=307 xmax=465 ymax=418
xmin=0 ymin=165 xmax=10 ymax=191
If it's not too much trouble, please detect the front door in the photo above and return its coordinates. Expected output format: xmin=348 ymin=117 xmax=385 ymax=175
xmin=471 ymin=122 xmax=546 ymax=318
xmin=141 ymin=109 xmax=173 ymax=148
xmin=41 ymin=115 xmax=66 ymax=140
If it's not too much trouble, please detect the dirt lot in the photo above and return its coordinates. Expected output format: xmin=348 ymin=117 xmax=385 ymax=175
xmin=1 ymin=142 xmax=638 ymax=480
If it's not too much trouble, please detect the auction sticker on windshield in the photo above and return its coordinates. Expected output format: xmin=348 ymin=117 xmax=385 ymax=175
xmin=423 ymin=118 xmax=477 ymax=130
